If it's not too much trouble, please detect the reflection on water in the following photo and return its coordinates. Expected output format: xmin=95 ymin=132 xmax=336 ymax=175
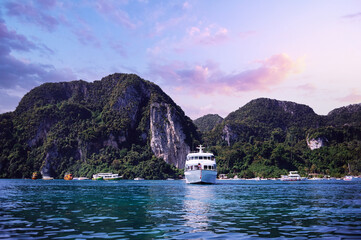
xmin=0 ymin=179 xmax=361 ymax=239
xmin=183 ymin=185 xmax=214 ymax=231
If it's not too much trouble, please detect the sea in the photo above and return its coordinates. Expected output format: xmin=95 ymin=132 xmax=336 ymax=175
xmin=0 ymin=179 xmax=360 ymax=239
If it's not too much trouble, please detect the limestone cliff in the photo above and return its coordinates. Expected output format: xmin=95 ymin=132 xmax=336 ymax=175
xmin=306 ymin=136 xmax=325 ymax=150
xmin=0 ymin=73 xmax=199 ymax=179
xmin=150 ymin=102 xmax=190 ymax=168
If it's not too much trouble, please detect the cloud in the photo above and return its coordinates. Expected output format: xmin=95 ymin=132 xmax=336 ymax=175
xmin=239 ymin=31 xmax=257 ymax=39
xmin=109 ymin=41 xmax=127 ymax=57
xmin=338 ymin=90 xmax=361 ymax=103
xmin=72 ymin=26 xmax=101 ymax=48
xmin=0 ymin=19 xmax=37 ymax=52
xmin=5 ymin=1 xmax=59 ymax=31
xmin=148 ymin=24 xmax=230 ymax=55
xmin=0 ymin=52 xmax=76 ymax=89
xmin=0 ymin=51 xmax=76 ymax=113
xmin=342 ymin=12 xmax=361 ymax=19
xmin=149 ymin=54 xmax=302 ymax=95
xmin=95 ymin=0 xmax=138 ymax=29
xmin=187 ymin=25 xmax=229 ymax=46
xmin=153 ymin=16 xmax=185 ymax=36
xmin=0 ymin=19 xmax=76 ymax=113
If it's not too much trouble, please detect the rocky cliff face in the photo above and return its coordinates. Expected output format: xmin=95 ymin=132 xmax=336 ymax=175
xmin=306 ymin=136 xmax=325 ymax=150
xmin=150 ymin=103 xmax=190 ymax=168
xmin=0 ymin=73 xmax=199 ymax=178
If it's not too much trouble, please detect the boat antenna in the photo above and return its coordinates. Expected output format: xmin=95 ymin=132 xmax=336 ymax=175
xmin=197 ymin=145 xmax=204 ymax=153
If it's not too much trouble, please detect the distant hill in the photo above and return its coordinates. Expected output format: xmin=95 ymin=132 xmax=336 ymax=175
xmin=0 ymin=73 xmax=199 ymax=179
xmin=201 ymin=98 xmax=361 ymax=178
xmin=193 ymin=114 xmax=223 ymax=132
xmin=327 ymin=103 xmax=361 ymax=127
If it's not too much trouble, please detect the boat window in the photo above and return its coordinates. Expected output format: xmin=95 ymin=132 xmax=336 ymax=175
xmin=204 ymin=165 xmax=208 ymax=170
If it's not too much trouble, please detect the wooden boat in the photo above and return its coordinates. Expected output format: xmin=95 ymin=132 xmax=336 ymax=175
xmin=32 ymin=172 xmax=40 ymax=180
xmin=64 ymin=173 xmax=73 ymax=180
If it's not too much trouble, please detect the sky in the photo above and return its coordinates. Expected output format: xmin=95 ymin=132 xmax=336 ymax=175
xmin=1 ymin=0 xmax=361 ymax=119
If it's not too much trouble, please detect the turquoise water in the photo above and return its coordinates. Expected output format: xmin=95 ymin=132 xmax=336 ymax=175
xmin=0 ymin=179 xmax=360 ymax=239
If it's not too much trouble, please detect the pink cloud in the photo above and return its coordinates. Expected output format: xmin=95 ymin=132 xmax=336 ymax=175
xmin=338 ymin=90 xmax=361 ymax=103
xmin=187 ymin=25 xmax=229 ymax=46
xmin=95 ymin=0 xmax=137 ymax=29
xmin=149 ymin=54 xmax=302 ymax=95
xmin=5 ymin=1 xmax=59 ymax=31
xmin=149 ymin=24 xmax=231 ymax=55
xmin=297 ymin=83 xmax=316 ymax=92
xmin=153 ymin=16 xmax=185 ymax=36
xmin=239 ymin=31 xmax=257 ymax=39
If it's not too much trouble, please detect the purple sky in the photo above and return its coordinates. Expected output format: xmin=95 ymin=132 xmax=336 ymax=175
xmin=1 ymin=0 xmax=361 ymax=119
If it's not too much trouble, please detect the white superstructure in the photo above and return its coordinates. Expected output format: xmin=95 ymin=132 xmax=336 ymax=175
xmin=184 ymin=145 xmax=217 ymax=184
xmin=280 ymin=171 xmax=305 ymax=181
xmin=92 ymin=173 xmax=121 ymax=180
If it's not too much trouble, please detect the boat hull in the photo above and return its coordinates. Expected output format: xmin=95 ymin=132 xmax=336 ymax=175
xmin=185 ymin=170 xmax=217 ymax=184
xmin=92 ymin=177 xmax=103 ymax=180
xmin=103 ymin=177 xmax=121 ymax=180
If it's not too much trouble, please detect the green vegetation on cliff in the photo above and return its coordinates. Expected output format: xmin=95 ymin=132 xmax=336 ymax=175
xmin=1 ymin=75 xmax=360 ymax=180
xmin=200 ymin=98 xmax=361 ymax=178
xmin=0 ymin=73 xmax=197 ymax=179
xmin=193 ymin=114 xmax=223 ymax=133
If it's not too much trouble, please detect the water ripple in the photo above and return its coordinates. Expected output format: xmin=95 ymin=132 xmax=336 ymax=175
xmin=0 ymin=179 xmax=360 ymax=239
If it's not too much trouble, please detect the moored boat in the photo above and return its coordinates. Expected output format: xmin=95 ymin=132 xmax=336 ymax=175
xmin=92 ymin=173 xmax=121 ymax=180
xmin=73 ymin=177 xmax=89 ymax=180
xmin=281 ymin=171 xmax=305 ymax=181
xmin=43 ymin=176 xmax=54 ymax=180
xmin=64 ymin=173 xmax=73 ymax=180
xmin=32 ymin=172 xmax=41 ymax=180
xmin=343 ymin=176 xmax=354 ymax=181
xmin=184 ymin=145 xmax=217 ymax=184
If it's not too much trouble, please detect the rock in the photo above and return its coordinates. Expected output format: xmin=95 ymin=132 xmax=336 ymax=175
xmin=150 ymin=102 xmax=190 ymax=168
xmin=306 ymin=136 xmax=325 ymax=150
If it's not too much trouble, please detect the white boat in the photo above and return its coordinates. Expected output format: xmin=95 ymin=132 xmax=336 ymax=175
xmin=280 ymin=171 xmax=305 ymax=181
xmin=134 ymin=177 xmax=144 ymax=180
xmin=344 ymin=176 xmax=354 ymax=181
xmin=184 ymin=145 xmax=217 ymax=184
xmin=73 ymin=177 xmax=89 ymax=180
xmin=92 ymin=173 xmax=121 ymax=180
xmin=42 ymin=176 xmax=54 ymax=180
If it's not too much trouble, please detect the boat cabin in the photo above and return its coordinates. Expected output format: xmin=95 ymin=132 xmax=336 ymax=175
xmin=185 ymin=145 xmax=217 ymax=171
